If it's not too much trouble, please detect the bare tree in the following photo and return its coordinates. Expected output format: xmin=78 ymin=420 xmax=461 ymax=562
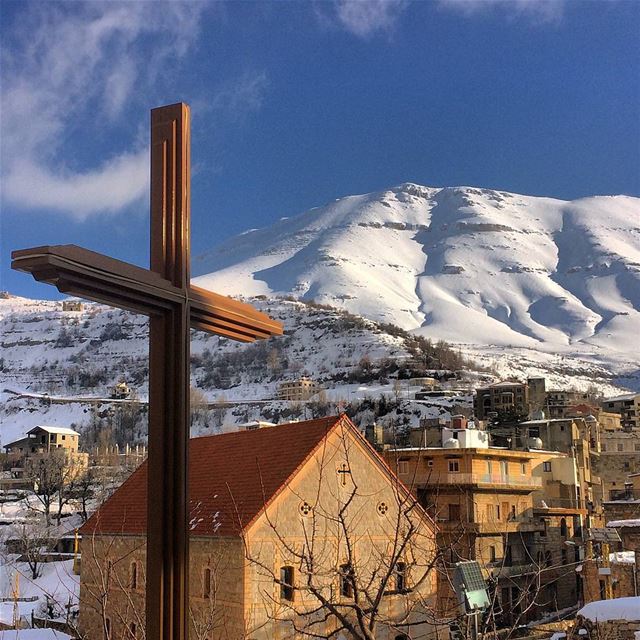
xmin=240 ymin=425 xmax=447 ymax=640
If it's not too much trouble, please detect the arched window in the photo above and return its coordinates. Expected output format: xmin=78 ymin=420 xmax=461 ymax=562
xmin=395 ymin=562 xmax=407 ymax=593
xmin=339 ymin=563 xmax=354 ymax=598
xmin=280 ymin=566 xmax=294 ymax=601
xmin=203 ymin=567 xmax=212 ymax=599
xmin=560 ymin=518 xmax=568 ymax=537
xmin=130 ymin=562 xmax=138 ymax=590
xmin=129 ymin=622 xmax=137 ymax=639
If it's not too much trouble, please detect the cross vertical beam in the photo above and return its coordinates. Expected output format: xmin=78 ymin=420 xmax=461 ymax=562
xmin=148 ymin=103 xmax=190 ymax=640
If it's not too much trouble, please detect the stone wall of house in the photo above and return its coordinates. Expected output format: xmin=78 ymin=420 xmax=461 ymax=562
xmin=569 ymin=618 xmax=640 ymax=640
xmin=79 ymin=534 xmax=246 ymax=640
xmin=246 ymin=425 xmax=440 ymax=640
xmin=581 ymin=559 xmax=636 ymax=603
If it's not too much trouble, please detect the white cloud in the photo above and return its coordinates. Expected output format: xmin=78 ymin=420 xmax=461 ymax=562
xmin=0 ymin=2 xmax=206 ymax=219
xmin=211 ymin=70 xmax=270 ymax=117
xmin=438 ymin=0 xmax=565 ymax=24
xmin=332 ymin=0 xmax=408 ymax=38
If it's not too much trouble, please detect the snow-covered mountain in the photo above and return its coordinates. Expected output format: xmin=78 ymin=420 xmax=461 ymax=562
xmin=194 ymin=184 xmax=640 ymax=368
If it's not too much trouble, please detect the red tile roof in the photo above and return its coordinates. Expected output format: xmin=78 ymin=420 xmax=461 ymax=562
xmin=81 ymin=416 xmax=343 ymax=537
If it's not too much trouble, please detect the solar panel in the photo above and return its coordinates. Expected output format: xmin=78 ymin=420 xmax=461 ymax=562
xmin=453 ymin=561 xmax=491 ymax=611
xmin=587 ymin=528 xmax=621 ymax=543
xmin=456 ymin=561 xmax=486 ymax=592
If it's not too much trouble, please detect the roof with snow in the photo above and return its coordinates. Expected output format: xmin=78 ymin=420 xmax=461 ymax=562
xmin=26 ymin=425 xmax=79 ymax=436
xmin=608 ymin=519 xmax=640 ymax=528
xmin=82 ymin=415 xmax=403 ymax=538
xmin=578 ymin=596 xmax=640 ymax=622
xmin=604 ymin=393 xmax=639 ymax=403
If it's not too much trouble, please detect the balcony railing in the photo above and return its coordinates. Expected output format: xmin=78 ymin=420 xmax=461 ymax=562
xmin=427 ymin=473 xmax=543 ymax=489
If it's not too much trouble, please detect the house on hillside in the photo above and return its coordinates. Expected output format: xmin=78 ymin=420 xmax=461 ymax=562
xmin=79 ymin=415 xmax=441 ymax=640
xmin=3 ymin=425 xmax=88 ymax=482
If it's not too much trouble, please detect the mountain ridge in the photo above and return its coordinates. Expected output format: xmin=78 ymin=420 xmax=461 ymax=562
xmin=193 ymin=183 xmax=640 ymax=369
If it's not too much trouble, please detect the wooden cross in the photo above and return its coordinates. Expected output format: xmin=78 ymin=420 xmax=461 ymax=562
xmin=337 ymin=462 xmax=352 ymax=486
xmin=11 ymin=103 xmax=283 ymax=640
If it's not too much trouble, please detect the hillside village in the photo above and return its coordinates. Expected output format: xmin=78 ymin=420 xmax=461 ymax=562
xmin=0 ymin=296 xmax=640 ymax=638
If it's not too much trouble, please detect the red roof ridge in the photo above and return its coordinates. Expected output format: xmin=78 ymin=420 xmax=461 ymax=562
xmin=81 ymin=415 xmax=344 ymax=538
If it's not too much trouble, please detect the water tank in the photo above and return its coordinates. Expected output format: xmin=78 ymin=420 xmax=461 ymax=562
xmin=531 ymin=409 xmax=546 ymax=420
xmin=585 ymin=415 xmax=597 ymax=423
xmin=527 ymin=436 xmax=544 ymax=450
xmin=444 ymin=438 xmax=460 ymax=449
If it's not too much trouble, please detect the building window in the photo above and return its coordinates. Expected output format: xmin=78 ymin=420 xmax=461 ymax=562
xmin=617 ymin=443 xmax=624 ymax=452
xmin=543 ymin=461 xmax=551 ymax=472
xmin=203 ymin=567 xmax=212 ymax=599
xmin=340 ymin=564 xmax=354 ymax=598
xmin=397 ymin=460 xmax=409 ymax=475
xmin=280 ymin=566 xmax=294 ymax=601
xmin=560 ymin=518 xmax=567 ymax=537
xmin=521 ymin=463 xmax=526 ymax=475
xmin=395 ymin=562 xmax=407 ymax=592
xmin=448 ymin=460 xmax=460 ymax=472
xmin=496 ymin=504 xmax=501 ymax=520
xmin=449 ymin=503 xmax=460 ymax=521
xmin=635 ymin=443 xmax=640 ymax=452
xmin=509 ymin=505 xmax=516 ymax=521
xmin=487 ymin=460 xmax=492 ymax=474
xmin=130 ymin=562 xmax=138 ymax=590
xmin=601 ymin=444 xmax=607 ymax=452
xmin=490 ymin=545 xmax=496 ymax=562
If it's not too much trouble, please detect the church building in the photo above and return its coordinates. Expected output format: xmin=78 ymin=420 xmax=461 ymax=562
xmin=79 ymin=415 xmax=441 ymax=640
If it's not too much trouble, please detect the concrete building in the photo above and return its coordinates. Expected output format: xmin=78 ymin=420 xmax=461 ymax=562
xmin=383 ymin=422 xmax=583 ymax=624
xmin=593 ymin=430 xmax=640 ymax=501
xmin=275 ymin=376 xmax=320 ymax=401
xmin=4 ymin=425 xmax=81 ymax=456
xmin=79 ymin=416 xmax=440 ymax=640
xmin=602 ymin=393 xmax=640 ymax=430
xmin=474 ymin=380 xmax=531 ymax=421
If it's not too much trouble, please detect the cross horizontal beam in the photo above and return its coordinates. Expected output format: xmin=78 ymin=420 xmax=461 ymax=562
xmin=11 ymin=244 xmax=283 ymax=343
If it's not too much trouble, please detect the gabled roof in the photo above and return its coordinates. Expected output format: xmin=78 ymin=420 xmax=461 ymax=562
xmin=27 ymin=425 xmax=79 ymax=436
xmin=81 ymin=416 xmax=344 ymax=537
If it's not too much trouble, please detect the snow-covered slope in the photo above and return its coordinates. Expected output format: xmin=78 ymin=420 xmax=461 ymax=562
xmin=194 ymin=184 xmax=640 ymax=365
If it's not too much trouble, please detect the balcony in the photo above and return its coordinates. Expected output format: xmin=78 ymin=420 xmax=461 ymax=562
xmin=419 ymin=472 xmax=542 ymax=491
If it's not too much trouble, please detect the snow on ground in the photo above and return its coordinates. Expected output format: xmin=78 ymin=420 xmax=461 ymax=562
xmin=0 ymin=632 xmax=73 ymax=639
xmin=0 ymin=559 xmax=78 ymax=627
xmin=577 ymin=596 xmax=640 ymax=621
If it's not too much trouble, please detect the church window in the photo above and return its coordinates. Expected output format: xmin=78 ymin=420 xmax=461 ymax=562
xmin=130 ymin=562 xmax=138 ymax=589
xmin=395 ymin=562 xmax=407 ymax=592
xmin=280 ymin=566 xmax=294 ymax=601
xmin=340 ymin=563 xmax=354 ymax=598
xmin=203 ymin=567 xmax=212 ymax=599
xmin=299 ymin=501 xmax=312 ymax=516
xmin=377 ymin=501 xmax=389 ymax=516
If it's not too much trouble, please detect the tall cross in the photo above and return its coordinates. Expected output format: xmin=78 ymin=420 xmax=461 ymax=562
xmin=11 ymin=103 xmax=283 ymax=640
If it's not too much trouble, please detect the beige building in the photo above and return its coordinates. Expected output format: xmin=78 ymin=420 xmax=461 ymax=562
xmin=4 ymin=425 xmax=81 ymax=456
xmin=79 ymin=416 xmax=440 ymax=640
xmin=3 ymin=425 xmax=88 ymax=481
xmin=593 ymin=430 xmax=640 ymax=501
xmin=383 ymin=424 xmax=582 ymax=625
xmin=602 ymin=393 xmax=640 ymax=430
xmin=276 ymin=377 xmax=320 ymax=401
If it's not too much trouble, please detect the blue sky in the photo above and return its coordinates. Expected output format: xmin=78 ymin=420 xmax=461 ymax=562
xmin=1 ymin=0 xmax=639 ymax=299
